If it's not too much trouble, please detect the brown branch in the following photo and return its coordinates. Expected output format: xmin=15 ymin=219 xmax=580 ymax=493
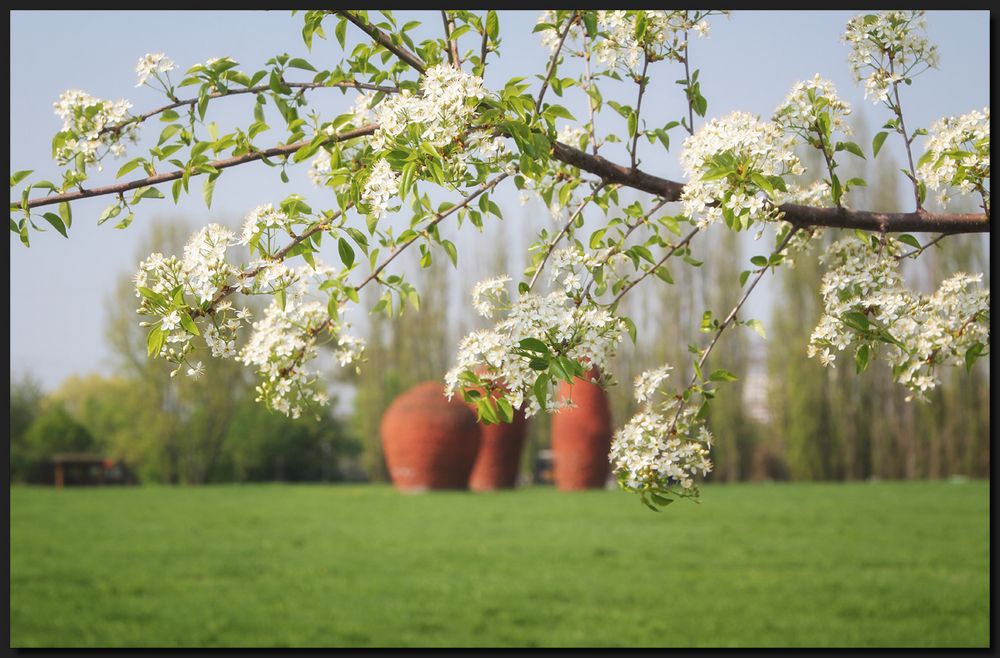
xmin=19 ymin=113 xmax=989 ymax=236
xmin=549 ymin=141 xmax=988 ymax=234
xmin=21 ymin=125 xmax=377 ymax=210
xmin=337 ymin=10 xmax=427 ymax=75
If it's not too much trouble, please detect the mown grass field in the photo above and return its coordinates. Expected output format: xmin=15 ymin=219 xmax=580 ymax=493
xmin=9 ymin=481 xmax=989 ymax=648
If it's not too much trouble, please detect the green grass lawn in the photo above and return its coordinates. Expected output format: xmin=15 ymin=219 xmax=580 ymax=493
xmin=9 ymin=481 xmax=989 ymax=648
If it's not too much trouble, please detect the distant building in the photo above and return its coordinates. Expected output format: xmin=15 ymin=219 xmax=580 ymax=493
xmin=49 ymin=453 xmax=136 ymax=487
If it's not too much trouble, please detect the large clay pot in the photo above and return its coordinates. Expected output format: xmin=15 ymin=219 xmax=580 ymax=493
xmin=380 ymin=381 xmax=482 ymax=491
xmin=551 ymin=368 xmax=613 ymax=490
xmin=468 ymin=403 xmax=528 ymax=491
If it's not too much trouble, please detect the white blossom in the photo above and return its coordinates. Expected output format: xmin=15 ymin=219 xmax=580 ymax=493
xmin=918 ymin=107 xmax=990 ymax=210
xmin=809 ymin=237 xmax=990 ymax=400
xmin=135 ymin=52 xmax=175 ymax=87
xmin=361 ymin=159 xmax=401 ymax=220
xmin=680 ymin=111 xmax=800 ymax=229
xmin=52 ymin=90 xmax=137 ymax=165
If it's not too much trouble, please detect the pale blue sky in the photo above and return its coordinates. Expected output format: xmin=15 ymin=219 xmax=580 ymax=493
xmin=9 ymin=10 xmax=990 ymax=391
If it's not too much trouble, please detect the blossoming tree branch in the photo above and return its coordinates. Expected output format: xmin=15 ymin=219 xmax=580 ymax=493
xmin=10 ymin=10 xmax=989 ymax=510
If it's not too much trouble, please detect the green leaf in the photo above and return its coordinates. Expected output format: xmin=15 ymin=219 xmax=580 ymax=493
xmin=854 ymin=343 xmax=870 ymax=374
xmin=58 ymin=202 xmax=72 ymax=229
xmin=203 ymin=174 xmax=218 ymax=209
xmin=750 ymin=173 xmax=775 ymax=199
xmin=533 ymin=373 xmax=549 ymax=413
xmin=622 ymin=315 xmax=637 ymax=344
xmin=872 ymin=132 xmax=889 ymax=158
xmin=842 ymin=311 xmax=870 ymax=332
xmin=338 ymin=237 xmax=355 ymax=268
xmin=134 ymin=186 xmax=164 ymax=201
xmin=10 ymin=169 xmax=32 ymax=187
xmin=41 ymin=212 xmax=68 ymax=238
xmin=964 ymin=343 xmax=985 ymax=372
xmin=836 ymin=141 xmax=866 ymax=159
xmin=700 ymin=165 xmax=732 ymax=182
xmin=180 ymin=311 xmax=200 ymax=336
xmin=146 ymin=326 xmax=165 ymax=357
xmin=709 ymin=369 xmax=738 ymax=382
xmin=116 ymin=157 xmax=146 ymax=179
xmin=287 ymin=57 xmax=316 ymax=71
xmin=496 ymin=398 xmax=514 ymax=423
xmin=650 ymin=493 xmax=674 ymax=508
xmin=486 ymin=10 xmax=500 ymax=40
xmin=746 ymin=319 xmax=766 ymax=340
xmin=897 ymin=234 xmax=921 ymax=250
xmin=750 ymin=255 xmax=768 ymax=267
xmin=441 ymin=239 xmax=458 ymax=267
xmin=518 ymin=337 xmax=549 ymax=354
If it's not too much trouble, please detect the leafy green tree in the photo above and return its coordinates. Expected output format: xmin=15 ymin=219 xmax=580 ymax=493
xmin=10 ymin=372 xmax=46 ymax=483
xmin=22 ymin=403 xmax=97 ymax=482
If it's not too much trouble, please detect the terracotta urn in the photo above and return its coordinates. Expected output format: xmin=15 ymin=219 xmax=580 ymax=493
xmin=380 ymin=381 xmax=482 ymax=491
xmin=550 ymin=367 xmax=613 ymax=490
xmin=468 ymin=401 xmax=528 ymax=491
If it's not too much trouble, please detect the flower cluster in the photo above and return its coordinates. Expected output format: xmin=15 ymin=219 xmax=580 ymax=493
xmin=809 ymin=237 xmax=990 ymax=400
xmin=238 ymin=203 xmax=293 ymax=251
xmin=556 ymin=124 xmax=587 ymax=150
xmin=351 ymin=91 xmax=375 ymax=127
xmin=361 ymin=159 xmax=401 ymax=220
xmin=843 ymin=11 xmax=938 ymax=104
xmin=371 ymin=64 xmax=487 ymax=150
xmin=181 ymin=224 xmax=240 ymax=305
xmin=593 ymin=11 xmax=714 ymax=70
xmin=680 ymin=111 xmax=802 ymax=229
xmin=239 ymin=292 xmax=358 ymax=418
xmin=307 ymin=150 xmax=334 ymax=187
xmin=135 ymin=224 xmax=243 ymax=374
xmin=773 ymin=75 xmax=853 ymax=142
xmin=446 ymin=281 xmax=627 ymax=417
xmin=918 ymin=107 xmax=990 ymax=210
xmin=610 ymin=364 xmax=713 ymax=500
xmin=135 ymin=52 xmax=175 ymax=88
xmin=471 ymin=275 xmax=512 ymax=319
xmin=52 ymin=90 xmax=137 ymax=165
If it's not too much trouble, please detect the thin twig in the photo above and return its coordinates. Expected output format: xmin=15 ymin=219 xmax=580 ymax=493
xmin=535 ymin=11 xmax=578 ymax=114
xmin=353 ymin=173 xmax=510 ymax=292
xmin=337 ymin=10 xmax=427 ymax=75
xmin=665 ymin=227 xmax=800 ymax=435
xmin=580 ymin=197 xmax=669 ymax=301
xmin=888 ymin=57 xmax=922 ymax=211
xmin=100 ymin=81 xmax=399 ymax=137
xmin=630 ymin=54 xmax=651 ymax=168
xmin=527 ymin=181 xmax=609 ymax=291
xmin=441 ymin=11 xmax=461 ymax=69
xmin=610 ymin=225 xmax=700 ymax=307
